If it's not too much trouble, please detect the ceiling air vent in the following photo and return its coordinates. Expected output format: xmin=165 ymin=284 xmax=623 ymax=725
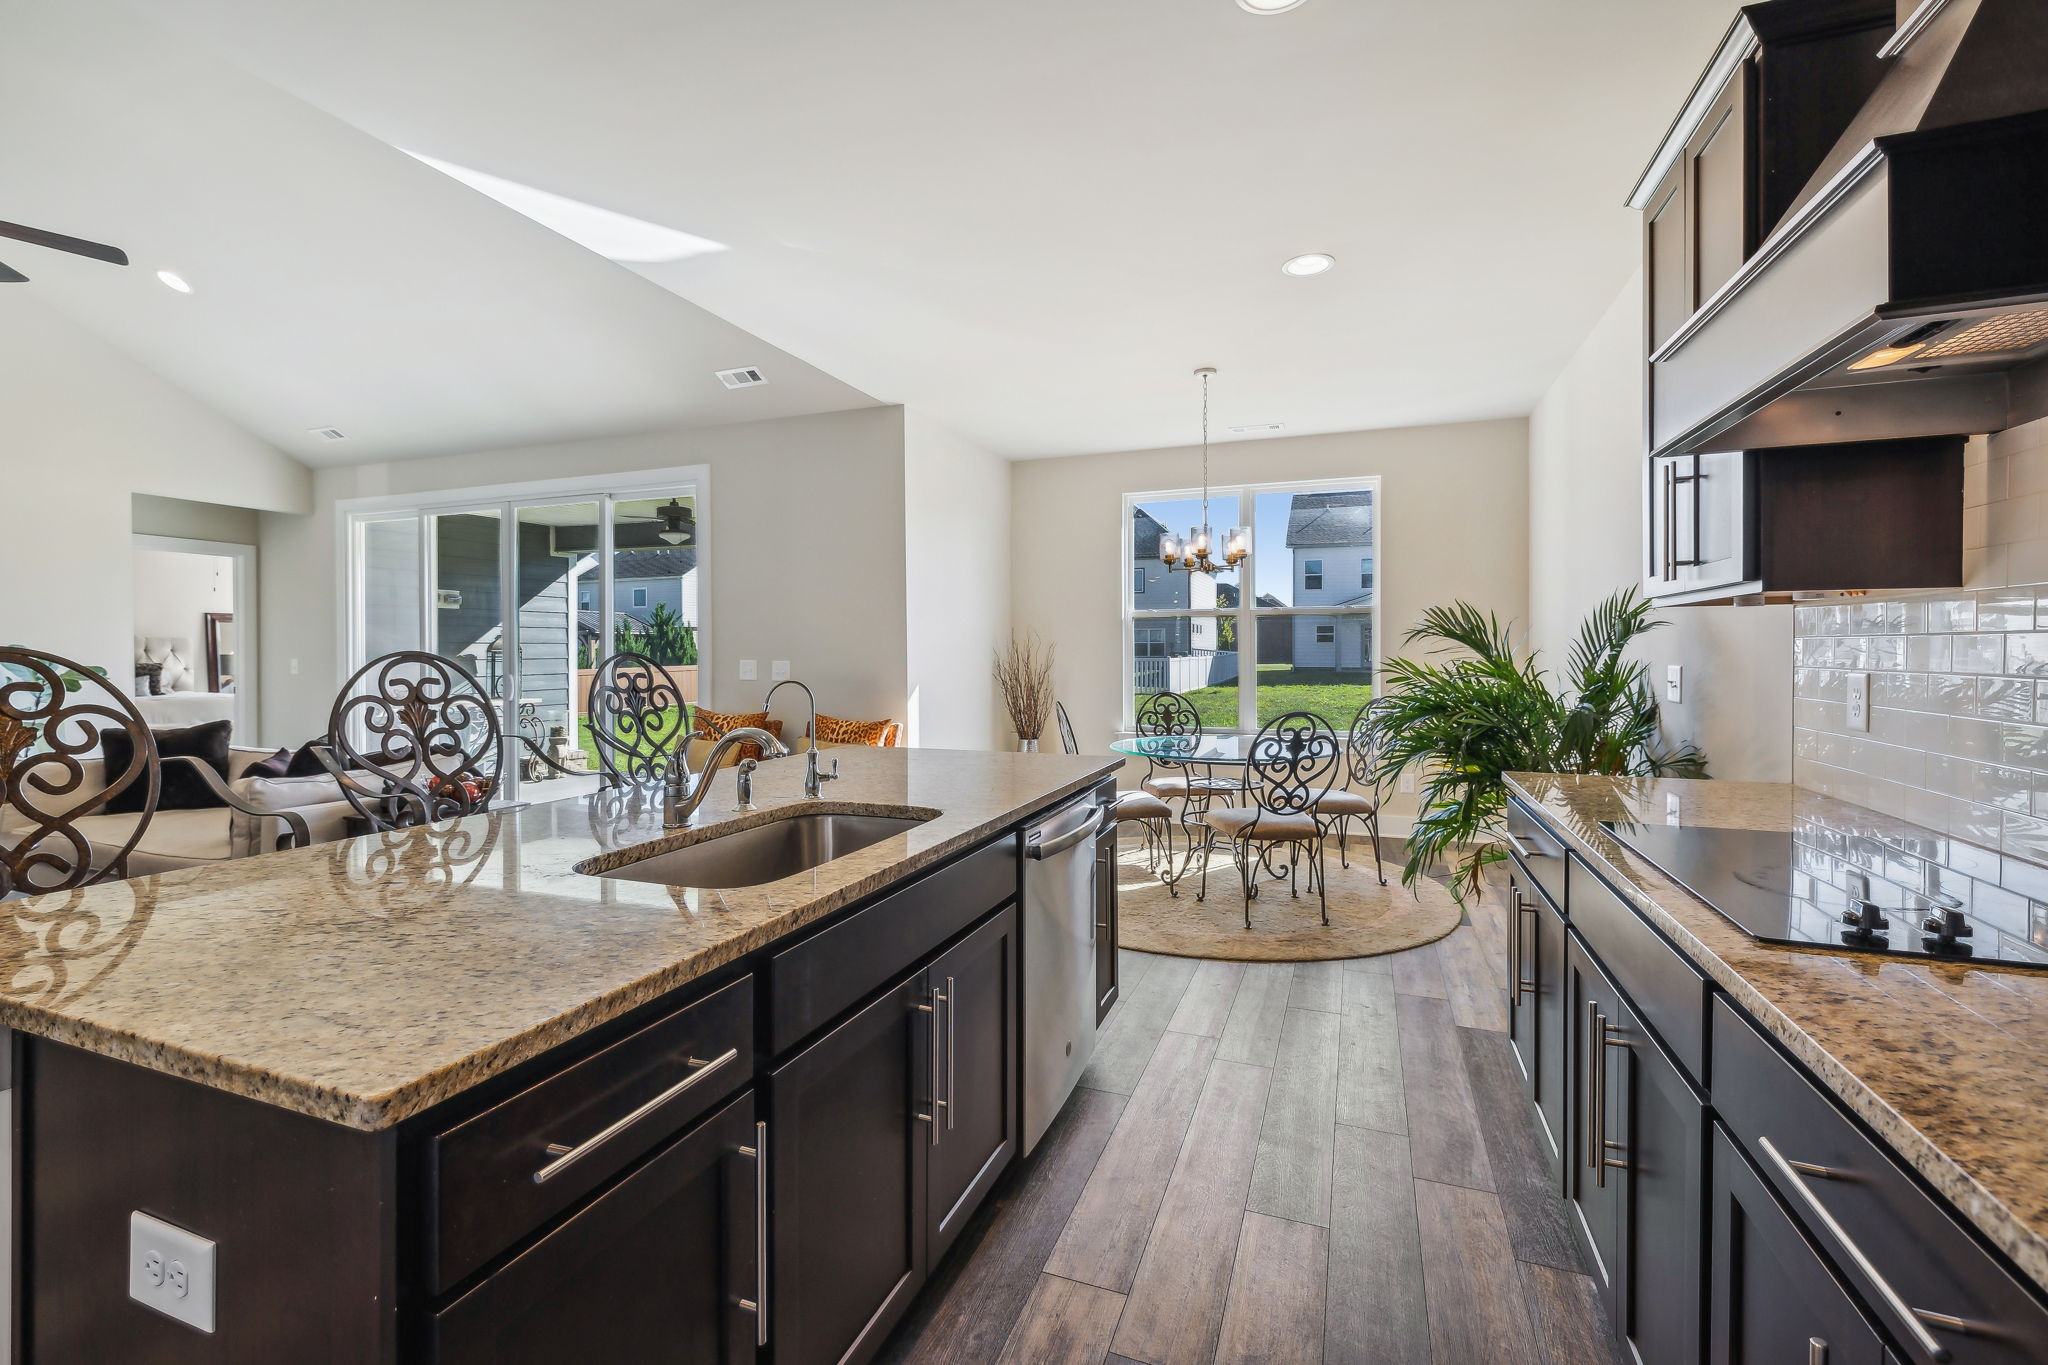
xmin=716 ymin=366 xmax=768 ymax=389
xmin=308 ymin=427 xmax=348 ymax=442
xmin=1228 ymin=422 xmax=1285 ymax=435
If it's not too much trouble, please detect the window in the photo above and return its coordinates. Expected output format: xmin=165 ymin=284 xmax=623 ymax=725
xmin=1124 ymin=481 xmax=1377 ymax=729
xmin=631 ymin=586 xmax=648 ymax=607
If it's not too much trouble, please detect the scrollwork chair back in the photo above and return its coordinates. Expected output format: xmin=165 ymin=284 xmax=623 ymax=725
xmin=1246 ymin=711 xmax=1342 ymax=819
xmin=0 ymin=648 xmax=159 ymax=897
xmin=586 ymin=651 xmax=691 ymax=787
xmin=321 ymin=652 xmax=503 ymax=831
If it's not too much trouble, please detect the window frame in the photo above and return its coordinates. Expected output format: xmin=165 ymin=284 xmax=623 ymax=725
xmin=1120 ymin=476 xmax=1380 ymax=733
xmin=1303 ymin=559 xmax=1323 ymax=591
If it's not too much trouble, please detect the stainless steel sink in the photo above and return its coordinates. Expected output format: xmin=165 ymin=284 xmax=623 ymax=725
xmin=592 ymin=811 xmax=930 ymax=889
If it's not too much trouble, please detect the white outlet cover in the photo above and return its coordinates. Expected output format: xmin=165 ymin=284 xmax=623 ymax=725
xmin=1846 ymin=672 xmax=1871 ymax=732
xmin=738 ymin=659 xmax=758 ymax=681
xmin=129 ymin=1211 xmax=216 ymax=1334
xmin=771 ymin=659 xmax=791 ymax=681
xmin=1666 ymin=791 xmax=1682 ymax=825
xmin=1665 ymin=664 xmax=1683 ymax=704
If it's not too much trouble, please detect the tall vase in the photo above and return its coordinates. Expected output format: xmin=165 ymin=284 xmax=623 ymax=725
xmin=1020 ymin=738 xmax=1040 ymax=753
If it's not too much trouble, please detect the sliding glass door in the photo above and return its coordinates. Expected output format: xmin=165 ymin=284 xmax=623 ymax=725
xmin=345 ymin=483 xmax=703 ymax=805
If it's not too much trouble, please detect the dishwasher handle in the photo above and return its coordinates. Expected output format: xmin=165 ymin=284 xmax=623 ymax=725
xmin=1026 ymin=804 xmax=1107 ymax=860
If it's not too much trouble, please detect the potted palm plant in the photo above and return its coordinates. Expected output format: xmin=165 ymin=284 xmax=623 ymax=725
xmin=1373 ymin=587 xmax=1706 ymax=901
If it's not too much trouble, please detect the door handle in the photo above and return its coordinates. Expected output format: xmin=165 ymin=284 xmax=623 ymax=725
xmin=1513 ymin=894 xmax=1539 ymax=1003
xmin=1758 ymin=1137 xmax=1962 ymax=1362
xmin=735 ymin=1121 xmax=768 ymax=1347
xmin=944 ymin=975 xmax=957 ymax=1132
xmin=1673 ymin=457 xmax=1707 ymax=569
xmin=1585 ymin=1004 xmax=1634 ymax=1188
xmin=916 ymin=988 xmax=943 ymax=1146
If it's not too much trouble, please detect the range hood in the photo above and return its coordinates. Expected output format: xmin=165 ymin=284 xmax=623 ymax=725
xmin=1643 ymin=0 xmax=2048 ymax=458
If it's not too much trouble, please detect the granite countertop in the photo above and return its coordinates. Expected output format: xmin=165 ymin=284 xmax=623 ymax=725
xmin=0 ymin=748 xmax=1118 ymax=1131
xmin=1506 ymin=772 xmax=2048 ymax=1294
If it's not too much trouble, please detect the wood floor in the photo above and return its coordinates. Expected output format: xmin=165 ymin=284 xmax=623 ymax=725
xmin=877 ymin=872 xmax=1624 ymax=1365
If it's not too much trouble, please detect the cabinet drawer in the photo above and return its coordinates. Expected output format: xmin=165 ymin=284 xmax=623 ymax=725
xmin=432 ymin=1091 xmax=759 ymax=1365
xmin=1711 ymin=997 xmax=2048 ymax=1365
xmin=1566 ymin=853 xmax=1707 ymax=1082
xmin=1506 ymin=800 xmax=1568 ymax=907
xmin=430 ymin=976 xmax=753 ymax=1292
xmin=767 ymin=834 xmax=1017 ymax=1055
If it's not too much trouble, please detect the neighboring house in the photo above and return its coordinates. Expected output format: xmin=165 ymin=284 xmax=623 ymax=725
xmin=1129 ymin=508 xmax=1219 ymax=658
xmin=1285 ymin=491 xmax=1374 ymax=672
xmin=576 ymin=547 xmax=697 ymax=628
xmin=1255 ymin=592 xmax=1292 ymax=665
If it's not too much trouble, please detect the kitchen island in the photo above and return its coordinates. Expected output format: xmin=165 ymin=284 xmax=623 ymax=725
xmin=1505 ymin=773 xmax=2048 ymax=1365
xmin=0 ymin=746 xmax=1118 ymax=1364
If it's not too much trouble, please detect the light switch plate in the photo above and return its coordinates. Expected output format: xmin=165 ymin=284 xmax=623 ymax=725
xmin=1846 ymin=672 xmax=1871 ymax=732
xmin=738 ymin=659 xmax=758 ymax=681
xmin=1665 ymin=664 xmax=1683 ymax=704
xmin=1666 ymin=792 xmax=1682 ymax=825
xmin=771 ymin=660 xmax=791 ymax=681
xmin=129 ymin=1211 xmax=215 ymax=1334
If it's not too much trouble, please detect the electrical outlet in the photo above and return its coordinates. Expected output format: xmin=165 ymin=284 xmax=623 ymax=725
xmin=771 ymin=660 xmax=791 ymax=681
xmin=1665 ymin=664 xmax=1683 ymax=704
xmin=289 ymin=657 xmax=300 ymax=676
xmin=738 ymin=659 xmax=758 ymax=681
xmin=1398 ymin=770 xmax=1417 ymax=795
xmin=129 ymin=1211 xmax=215 ymax=1334
xmin=1846 ymin=672 xmax=1871 ymax=732
xmin=1667 ymin=791 xmax=1682 ymax=825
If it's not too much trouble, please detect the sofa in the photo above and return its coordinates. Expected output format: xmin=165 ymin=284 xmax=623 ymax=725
xmin=0 ymin=746 xmax=362 ymax=879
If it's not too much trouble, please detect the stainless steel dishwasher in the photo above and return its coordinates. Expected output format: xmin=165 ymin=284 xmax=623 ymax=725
xmin=1021 ymin=785 xmax=1109 ymax=1154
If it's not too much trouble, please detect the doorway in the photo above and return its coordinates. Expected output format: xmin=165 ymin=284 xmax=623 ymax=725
xmin=130 ymin=536 xmax=259 ymax=742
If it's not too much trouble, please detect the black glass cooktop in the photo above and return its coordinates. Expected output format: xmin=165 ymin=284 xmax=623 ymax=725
xmin=1599 ymin=821 xmax=2048 ymax=970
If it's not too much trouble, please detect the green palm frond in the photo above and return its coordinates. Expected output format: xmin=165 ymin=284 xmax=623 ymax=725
xmin=1374 ymin=587 xmax=1708 ymax=903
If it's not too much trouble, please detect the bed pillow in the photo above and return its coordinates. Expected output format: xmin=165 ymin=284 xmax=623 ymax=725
xmin=101 ymin=720 xmax=233 ymax=813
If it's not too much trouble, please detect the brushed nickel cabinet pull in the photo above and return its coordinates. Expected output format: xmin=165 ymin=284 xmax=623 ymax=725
xmin=1808 ymin=1337 xmax=1826 ymax=1365
xmin=531 ymin=1047 xmax=739 ymax=1185
xmin=944 ymin=975 xmax=957 ymax=1131
xmin=737 ymin=1121 xmax=768 ymax=1347
xmin=1758 ymin=1136 xmax=1957 ymax=1362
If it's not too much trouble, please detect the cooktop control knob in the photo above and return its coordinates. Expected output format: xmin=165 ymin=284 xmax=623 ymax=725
xmin=1841 ymin=899 xmax=1890 ymax=934
xmin=1922 ymin=906 xmax=1975 ymax=958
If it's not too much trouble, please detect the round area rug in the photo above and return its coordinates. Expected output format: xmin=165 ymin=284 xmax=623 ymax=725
xmin=1112 ymin=837 xmax=1462 ymax=962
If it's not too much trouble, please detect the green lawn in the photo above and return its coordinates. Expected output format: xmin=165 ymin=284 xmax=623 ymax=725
xmin=1181 ymin=664 xmax=1373 ymax=730
xmin=576 ymin=707 xmax=687 ymax=770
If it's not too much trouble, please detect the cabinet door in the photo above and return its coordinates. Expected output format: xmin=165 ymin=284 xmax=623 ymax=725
xmin=1645 ymin=160 xmax=1689 ymax=354
xmin=769 ymin=975 xmax=931 ymax=1365
xmin=1566 ymin=937 xmax=1624 ymax=1307
xmin=928 ymin=906 xmax=1019 ymax=1262
xmin=1507 ymin=871 xmax=1567 ymax=1178
xmin=1612 ymin=987 xmax=1704 ymax=1365
xmin=1688 ymin=62 xmax=1753 ymax=307
xmin=430 ymin=1091 xmax=759 ymax=1365
xmin=1094 ymin=821 xmax=1120 ymax=1024
xmin=1709 ymin=1125 xmax=1884 ymax=1365
xmin=1651 ymin=451 xmax=1750 ymax=597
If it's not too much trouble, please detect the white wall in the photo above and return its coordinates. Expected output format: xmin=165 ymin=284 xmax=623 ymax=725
xmin=1011 ymin=418 xmax=1530 ymax=781
xmin=0 ymin=293 xmax=308 ymax=678
xmin=131 ymin=547 xmax=234 ymax=660
xmin=904 ymin=413 xmax=1012 ymax=750
xmin=260 ymin=406 xmax=910 ymax=743
xmin=132 ymin=493 xmax=261 ymax=546
xmin=1528 ymin=273 xmax=1792 ymax=782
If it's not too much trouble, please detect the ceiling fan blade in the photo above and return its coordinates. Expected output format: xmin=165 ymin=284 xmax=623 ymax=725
xmin=0 ymin=220 xmax=127 ymax=266
xmin=0 ymin=260 xmax=26 ymax=283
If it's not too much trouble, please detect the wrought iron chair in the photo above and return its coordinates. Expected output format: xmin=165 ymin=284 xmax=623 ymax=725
xmin=314 ymin=651 xmax=582 ymax=832
xmin=1195 ymin=711 xmax=1341 ymax=929
xmin=585 ymin=651 xmax=692 ymax=788
xmin=1133 ymin=690 xmax=1236 ymax=805
xmin=1312 ymin=700 xmax=1389 ymax=884
xmin=1056 ymin=701 xmax=1176 ymax=883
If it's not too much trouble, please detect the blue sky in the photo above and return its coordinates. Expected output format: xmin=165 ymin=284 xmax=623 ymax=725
xmin=1134 ymin=490 xmax=1354 ymax=606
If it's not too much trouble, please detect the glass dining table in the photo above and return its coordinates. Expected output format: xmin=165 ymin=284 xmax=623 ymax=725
xmin=1107 ymin=734 xmax=1258 ymax=890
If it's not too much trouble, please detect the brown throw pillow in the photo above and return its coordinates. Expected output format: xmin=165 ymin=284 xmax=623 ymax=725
xmin=815 ymin=713 xmax=899 ymax=747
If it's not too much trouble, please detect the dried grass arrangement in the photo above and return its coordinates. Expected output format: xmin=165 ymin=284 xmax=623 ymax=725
xmin=993 ymin=634 xmax=1056 ymax=750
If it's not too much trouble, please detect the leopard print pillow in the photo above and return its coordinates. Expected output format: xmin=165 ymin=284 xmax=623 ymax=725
xmin=815 ymin=713 xmax=899 ymax=747
xmin=691 ymin=708 xmax=784 ymax=762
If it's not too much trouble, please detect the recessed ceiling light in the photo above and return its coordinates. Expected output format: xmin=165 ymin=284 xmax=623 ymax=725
xmin=405 ymin=151 xmax=727 ymax=264
xmin=1280 ymin=253 xmax=1335 ymax=276
xmin=1238 ymin=0 xmax=1307 ymax=11
xmin=155 ymin=269 xmax=193 ymax=293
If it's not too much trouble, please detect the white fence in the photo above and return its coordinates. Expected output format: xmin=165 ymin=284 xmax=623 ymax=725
xmin=1134 ymin=651 xmax=1239 ymax=694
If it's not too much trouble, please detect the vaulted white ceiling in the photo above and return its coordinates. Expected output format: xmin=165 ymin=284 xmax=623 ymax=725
xmin=23 ymin=0 xmax=1731 ymax=463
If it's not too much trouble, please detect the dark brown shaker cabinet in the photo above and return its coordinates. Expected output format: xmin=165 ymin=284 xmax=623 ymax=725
xmin=927 ymin=906 xmax=1020 ymax=1264
xmin=1565 ymin=935 xmax=1703 ymax=1365
xmin=1094 ymin=819 xmax=1120 ymax=1023
xmin=430 ymin=1091 xmax=761 ymax=1365
xmin=1505 ymin=863 xmax=1567 ymax=1178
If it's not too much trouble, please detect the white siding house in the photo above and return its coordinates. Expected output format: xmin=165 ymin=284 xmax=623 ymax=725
xmin=1130 ymin=507 xmax=1235 ymax=692
xmin=1285 ymin=491 xmax=1373 ymax=672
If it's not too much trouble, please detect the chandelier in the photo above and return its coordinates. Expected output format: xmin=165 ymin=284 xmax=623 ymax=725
xmin=1159 ymin=367 xmax=1249 ymax=576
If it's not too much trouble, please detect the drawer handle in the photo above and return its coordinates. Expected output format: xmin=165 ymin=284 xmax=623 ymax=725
xmin=1506 ymin=832 xmax=1545 ymax=859
xmin=736 ymin=1120 xmax=768 ymax=1347
xmin=531 ymin=1047 xmax=740 ymax=1185
xmin=1757 ymin=1136 xmax=1960 ymax=1363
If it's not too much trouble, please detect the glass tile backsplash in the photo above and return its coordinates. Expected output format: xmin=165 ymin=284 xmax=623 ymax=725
xmin=1794 ymin=586 xmax=2048 ymax=859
